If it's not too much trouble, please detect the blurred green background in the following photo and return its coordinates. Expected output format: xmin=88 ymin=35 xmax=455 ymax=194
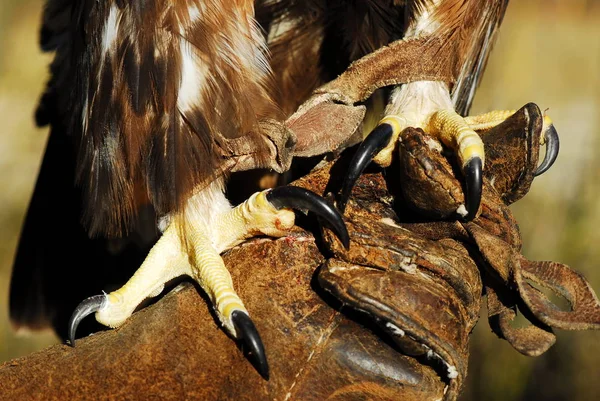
xmin=0 ymin=1 xmax=598 ymax=400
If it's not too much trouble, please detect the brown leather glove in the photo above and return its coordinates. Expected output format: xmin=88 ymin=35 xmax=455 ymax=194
xmin=315 ymin=103 xmax=600 ymax=400
xmin=2 ymin=104 xmax=598 ymax=401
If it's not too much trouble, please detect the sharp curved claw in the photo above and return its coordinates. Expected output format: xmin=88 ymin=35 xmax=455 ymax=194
xmin=535 ymin=124 xmax=559 ymax=176
xmin=231 ymin=310 xmax=269 ymax=380
xmin=463 ymin=157 xmax=483 ymax=221
xmin=338 ymin=123 xmax=394 ymax=213
xmin=267 ymin=186 xmax=350 ymax=249
xmin=68 ymin=294 xmax=107 ymax=346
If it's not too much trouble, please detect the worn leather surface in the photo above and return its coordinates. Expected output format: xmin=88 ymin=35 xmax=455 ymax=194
xmin=0 ymin=237 xmax=446 ymax=401
xmin=303 ymin=103 xmax=600 ymax=399
xmin=314 ymin=37 xmax=455 ymax=106
xmin=293 ymin=164 xmax=480 ymax=401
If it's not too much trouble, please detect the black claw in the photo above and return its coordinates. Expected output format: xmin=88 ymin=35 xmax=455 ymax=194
xmin=535 ymin=124 xmax=560 ymax=176
xmin=267 ymin=186 xmax=350 ymax=249
xmin=338 ymin=123 xmax=395 ymax=213
xmin=68 ymin=294 xmax=106 ymax=346
xmin=231 ymin=310 xmax=269 ymax=380
xmin=463 ymin=157 xmax=483 ymax=221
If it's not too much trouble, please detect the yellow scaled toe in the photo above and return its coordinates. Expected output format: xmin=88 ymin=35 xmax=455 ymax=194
xmin=465 ymin=108 xmax=555 ymax=149
xmin=372 ymin=115 xmax=407 ymax=167
xmin=213 ymin=190 xmax=296 ymax=253
xmin=427 ymin=109 xmax=485 ymax=169
xmin=96 ymin=226 xmax=190 ymax=328
xmin=93 ymin=188 xmax=299 ymax=336
xmin=464 ymin=109 xmax=515 ymax=131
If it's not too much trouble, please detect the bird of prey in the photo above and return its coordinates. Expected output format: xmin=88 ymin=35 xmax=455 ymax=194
xmin=12 ymin=0 xmax=352 ymax=379
xmin=11 ymin=0 xmax=560 ymax=380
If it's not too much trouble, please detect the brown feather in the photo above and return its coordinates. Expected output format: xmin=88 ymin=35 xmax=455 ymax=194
xmin=258 ymin=0 xmax=406 ymax=116
xmin=56 ymin=0 xmax=280 ymax=236
xmin=449 ymin=0 xmax=509 ymax=115
xmin=402 ymin=0 xmax=510 ymax=114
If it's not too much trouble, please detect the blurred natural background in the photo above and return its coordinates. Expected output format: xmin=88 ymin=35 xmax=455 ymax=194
xmin=0 ymin=0 xmax=599 ymax=400
xmin=465 ymin=1 xmax=600 ymax=400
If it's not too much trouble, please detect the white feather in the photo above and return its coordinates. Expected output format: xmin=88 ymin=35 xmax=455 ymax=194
xmin=101 ymin=4 xmax=120 ymax=55
xmin=177 ymin=39 xmax=207 ymax=113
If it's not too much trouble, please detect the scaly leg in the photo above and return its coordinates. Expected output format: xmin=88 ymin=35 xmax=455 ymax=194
xmin=68 ymin=184 xmax=348 ymax=379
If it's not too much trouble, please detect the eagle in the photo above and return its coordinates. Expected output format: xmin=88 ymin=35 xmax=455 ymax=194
xmin=11 ymin=0 xmax=558 ymax=379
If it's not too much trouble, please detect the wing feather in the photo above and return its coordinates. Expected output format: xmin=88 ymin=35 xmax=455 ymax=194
xmin=404 ymin=0 xmax=509 ymax=115
xmin=47 ymin=0 xmax=279 ymax=236
xmin=257 ymin=0 xmax=405 ymax=116
xmin=450 ymin=0 xmax=509 ymax=115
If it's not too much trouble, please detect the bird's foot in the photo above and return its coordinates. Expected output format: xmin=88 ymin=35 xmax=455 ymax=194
xmin=213 ymin=187 xmax=349 ymax=251
xmin=339 ymin=108 xmax=559 ymax=220
xmin=340 ymin=109 xmax=484 ymax=218
xmin=68 ymin=186 xmax=348 ymax=379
